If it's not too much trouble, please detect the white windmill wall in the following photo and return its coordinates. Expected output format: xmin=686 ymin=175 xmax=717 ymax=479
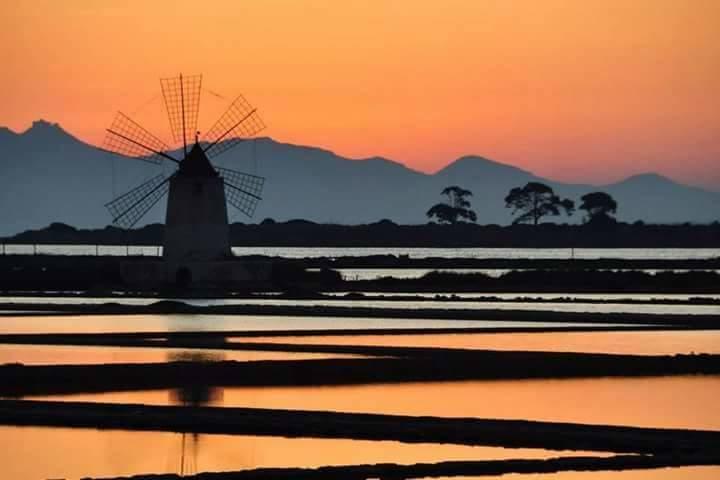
xmin=163 ymin=175 xmax=231 ymax=261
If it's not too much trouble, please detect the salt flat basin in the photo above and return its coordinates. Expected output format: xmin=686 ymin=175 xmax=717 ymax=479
xmin=0 ymin=314 xmax=625 ymax=335
xmin=0 ymin=344 xmax=361 ymax=365
xmin=327 ymin=292 xmax=720 ymax=301
xmin=5 ymin=292 xmax=720 ymax=304
xmin=215 ymin=299 xmax=720 ymax=315
xmin=495 ymin=466 xmax=720 ymax=479
xmin=0 ymin=426 xmax=605 ymax=480
xmin=244 ymin=330 xmax=720 ymax=356
xmin=5 ymin=245 xmax=719 ymax=259
xmin=31 ymin=375 xmax=720 ymax=431
xmin=328 ymin=267 xmax=720 ymax=280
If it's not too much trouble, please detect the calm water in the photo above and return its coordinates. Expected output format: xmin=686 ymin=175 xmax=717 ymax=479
xmin=31 ymin=376 xmax=720 ymax=430
xmin=500 ymin=467 xmax=720 ymax=479
xmin=3 ymin=245 xmax=719 ymax=259
xmin=2 ymin=295 xmax=718 ymax=316
xmin=2 ymin=330 xmax=718 ymax=365
xmin=0 ymin=344 xmax=361 ymax=365
xmin=0 ymin=314 xmax=623 ymax=335
xmin=331 ymin=268 xmax=720 ymax=280
xmin=0 ymin=426 xmax=589 ymax=480
xmin=177 ymin=298 xmax=720 ymax=315
xmin=246 ymin=330 xmax=720 ymax=356
xmin=328 ymin=292 xmax=720 ymax=301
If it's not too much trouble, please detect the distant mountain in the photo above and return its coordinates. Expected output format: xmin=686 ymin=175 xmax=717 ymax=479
xmin=0 ymin=120 xmax=719 ymax=236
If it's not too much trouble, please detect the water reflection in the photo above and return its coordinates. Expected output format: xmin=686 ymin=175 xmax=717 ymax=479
xmin=167 ymin=352 xmax=224 ymax=477
xmin=497 ymin=466 xmax=720 ymax=479
xmin=0 ymin=426 xmax=593 ymax=480
xmin=0 ymin=344 xmax=362 ymax=365
xmin=30 ymin=376 xmax=720 ymax=430
xmin=0 ymin=314 xmax=603 ymax=334
xmin=246 ymin=330 xmax=720 ymax=356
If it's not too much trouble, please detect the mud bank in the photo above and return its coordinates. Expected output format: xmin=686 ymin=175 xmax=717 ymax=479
xmin=3 ymin=400 xmax=719 ymax=455
xmin=87 ymin=454 xmax=720 ymax=480
xmin=3 ymin=351 xmax=720 ymax=395
xmin=1 ymin=301 xmax=718 ymax=327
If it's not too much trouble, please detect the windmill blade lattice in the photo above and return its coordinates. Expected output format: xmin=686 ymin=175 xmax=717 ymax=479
xmin=160 ymin=74 xmax=202 ymax=148
xmin=217 ymin=167 xmax=265 ymax=218
xmin=105 ymin=173 xmax=171 ymax=228
xmin=103 ymin=112 xmax=174 ymax=164
xmin=203 ymin=95 xmax=266 ymax=159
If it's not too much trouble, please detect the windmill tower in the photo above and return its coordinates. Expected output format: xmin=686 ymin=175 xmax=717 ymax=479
xmin=102 ymin=74 xmax=266 ymax=287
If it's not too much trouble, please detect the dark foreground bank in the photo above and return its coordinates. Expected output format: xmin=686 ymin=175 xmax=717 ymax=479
xmin=2 ymin=300 xmax=719 ymax=327
xmin=3 ymin=400 xmax=719 ymax=454
xmin=6 ymin=220 xmax=720 ymax=247
xmin=86 ymin=454 xmax=720 ymax=480
xmin=3 ymin=350 xmax=720 ymax=396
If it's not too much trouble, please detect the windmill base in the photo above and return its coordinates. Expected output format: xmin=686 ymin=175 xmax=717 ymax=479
xmin=120 ymin=259 xmax=272 ymax=290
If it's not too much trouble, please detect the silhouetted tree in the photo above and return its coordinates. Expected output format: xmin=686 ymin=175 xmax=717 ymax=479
xmin=505 ymin=182 xmax=574 ymax=225
xmin=427 ymin=186 xmax=477 ymax=224
xmin=579 ymin=192 xmax=618 ymax=224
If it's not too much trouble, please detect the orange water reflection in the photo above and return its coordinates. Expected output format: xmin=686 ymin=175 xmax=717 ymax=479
xmin=0 ymin=426 xmax=594 ymax=480
xmin=0 ymin=344 xmax=359 ymax=365
xmin=245 ymin=330 xmax=720 ymax=355
xmin=31 ymin=376 xmax=720 ymax=430
xmin=499 ymin=466 xmax=720 ymax=479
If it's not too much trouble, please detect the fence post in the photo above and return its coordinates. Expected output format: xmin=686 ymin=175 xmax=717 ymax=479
xmin=33 ymin=244 xmax=37 ymax=255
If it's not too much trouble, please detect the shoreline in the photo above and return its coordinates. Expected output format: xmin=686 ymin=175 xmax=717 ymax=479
xmin=3 ymin=400 xmax=719 ymax=454
xmin=3 ymin=351 xmax=720 ymax=395
xmin=1 ymin=301 xmax=718 ymax=327
xmin=84 ymin=455 xmax=720 ymax=480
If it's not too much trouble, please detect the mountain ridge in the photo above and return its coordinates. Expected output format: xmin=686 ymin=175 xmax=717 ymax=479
xmin=0 ymin=120 xmax=718 ymax=236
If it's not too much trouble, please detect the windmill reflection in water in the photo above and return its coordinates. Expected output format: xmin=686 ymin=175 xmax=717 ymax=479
xmin=167 ymin=351 xmax=225 ymax=477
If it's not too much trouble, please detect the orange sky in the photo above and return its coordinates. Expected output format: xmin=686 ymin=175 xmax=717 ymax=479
xmin=2 ymin=0 xmax=719 ymax=187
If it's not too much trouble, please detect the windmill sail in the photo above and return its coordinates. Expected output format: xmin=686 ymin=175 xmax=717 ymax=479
xmin=160 ymin=74 xmax=202 ymax=152
xmin=203 ymin=95 xmax=266 ymax=159
xmin=105 ymin=173 xmax=171 ymax=228
xmin=103 ymin=112 xmax=176 ymax=164
xmin=217 ymin=167 xmax=265 ymax=217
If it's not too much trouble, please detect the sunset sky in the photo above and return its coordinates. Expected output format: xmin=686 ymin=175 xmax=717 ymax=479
xmin=2 ymin=0 xmax=719 ymax=188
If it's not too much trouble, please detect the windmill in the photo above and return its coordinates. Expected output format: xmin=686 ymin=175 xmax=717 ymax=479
xmin=102 ymin=74 xmax=265 ymax=266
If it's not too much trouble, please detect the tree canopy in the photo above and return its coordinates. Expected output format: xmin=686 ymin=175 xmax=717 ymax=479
xmin=427 ymin=186 xmax=477 ymax=224
xmin=579 ymin=192 xmax=618 ymax=224
xmin=504 ymin=182 xmax=574 ymax=225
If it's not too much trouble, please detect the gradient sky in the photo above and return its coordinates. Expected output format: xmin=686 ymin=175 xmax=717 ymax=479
xmin=2 ymin=0 xmax=719 ymax=188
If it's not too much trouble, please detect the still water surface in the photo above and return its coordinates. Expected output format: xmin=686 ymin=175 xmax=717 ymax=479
xmin=0 ymin=344 xmax=359 ymax=365
xmin=246 ymin=330 xmax=720 ymax=356
xmin=0 ymin=314 xmax=619 ymax=334
xmin=3 ymin=245 xmax=719 ymax=259
xmin=331 ymin=268 xmax=720 ymax=280
xmin=4 ymin=295 xmax=712 ymax=314
xmin=32 ymin=376 xmax=720 ymax=430
xmin=0 ymin=426 xmax=589 ymax=480
xmin=328 ymin=292 xmax=720 ymax=301
xmin=500 ymin=467 xmax=720 ymax=479
xmin=218 ymin=298 xmax=720 ymax=315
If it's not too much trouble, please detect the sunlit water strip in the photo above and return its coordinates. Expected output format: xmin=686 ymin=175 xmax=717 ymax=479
xmin=0 ymin=314 xmax=628 ymax=335
xmin=2 ymin=245 xmax=719 ymax=259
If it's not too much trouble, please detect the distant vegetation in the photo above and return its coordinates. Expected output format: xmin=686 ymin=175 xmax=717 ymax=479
xmin=426 ymin=186 xmax=477 ymax=224
xmin=579 ymin=192 xmax=618 ymax=225
xmin=3 ymin=219 xmax=720 ymax=248
xmin=504 ymin=182 xmax=576 ymax=225
xmin=426 ymin=183 xmax=621 ymax=227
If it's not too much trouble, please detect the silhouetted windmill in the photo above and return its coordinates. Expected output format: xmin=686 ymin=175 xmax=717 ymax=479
xmin=102 ymin=74 xmax=265 ymax=262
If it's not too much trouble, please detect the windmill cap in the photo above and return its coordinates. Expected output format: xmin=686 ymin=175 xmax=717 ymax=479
xmin=179 ymin=143 xmax=218 ymax=176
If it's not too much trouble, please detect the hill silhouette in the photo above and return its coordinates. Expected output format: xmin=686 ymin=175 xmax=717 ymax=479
xmin=0 ymin=120 xmax=719 ymax=236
